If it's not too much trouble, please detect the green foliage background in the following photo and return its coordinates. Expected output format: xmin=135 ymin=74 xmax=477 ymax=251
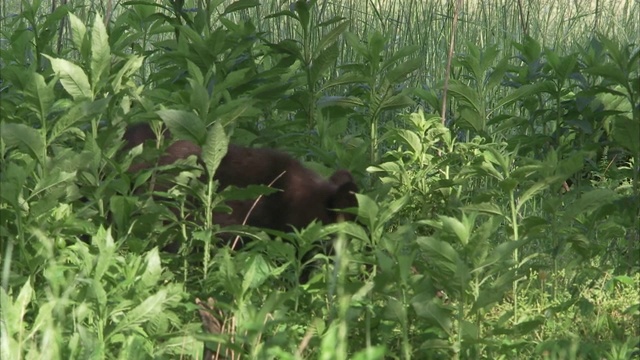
xmin=1 ymin=0 xmax=638 ymax=359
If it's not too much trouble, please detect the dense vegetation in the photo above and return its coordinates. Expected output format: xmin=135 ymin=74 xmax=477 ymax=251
xmin=1 ymin=0 xmax=638 ymax=359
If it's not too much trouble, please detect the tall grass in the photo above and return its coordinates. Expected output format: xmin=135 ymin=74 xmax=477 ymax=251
xmin=2 ymin=0 xmax=638 ymax=89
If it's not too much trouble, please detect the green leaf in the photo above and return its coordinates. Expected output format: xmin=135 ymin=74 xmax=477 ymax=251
xmin=1 ymin=279 xmax=33 ymax=336
xmin=440 ymin=215 xmax=470 ymax=246
xmin=186 ymin=59 xmax=204 ymax=85
xmin=140 ymin=248 xmax=162 ymax=288
xmin=396 ymin=129 xmax=422 ymax=155
xmin=49 ymin=98 xmax=109 ymax=143
xmin=379 ymin=93 xmax=414 ymax=111
xmin=215 ymin=99 xmax=260 ymax=126
xmin=343 ymin=32 xmax=367 ymax=58
xmin=321 ymin=72 xmax=368 ymax=91
xmin=310 ymin=43 xmax=339 ymax=83
xmin=117 ymin=290 xmax=167 ymax=333
xmin=377 ymin=195 xmax=408 ymax=225
xmin=293 ymin=0 xmax=310 ymax=32
xmin=367 ymin=31 xmax=386 ymax=62
xmin=157 ymin=109 xmax=206 ymax=145
xmin=493 ymin=81 xmax=555 ymax=112
xmin=44 ymin=55 xmax=93 ymax=100
xmin=461 ymin=203 xmax=504 ymax=217
xmin=585 ymin=63 xmax=628 ymax=86
xmin=411 ymin=291 xmax=453 ymax=332
xmin=317 ymin=95 xmax=365 ymax=108
xmin=562 ymin=189 xmax=620 ymax=220
xmin=516 ymin=175 xmax=565 ymax=212
xmin=382 ymin=45 xmax=420 ymax=73
xmin=355 ymin=193 xmax=379 ymax=228
xmin=23 ymin=72 xmax=54 ymax=122
xmin=486 ymin=57 xmax=509 ymax=91
xmin=611 ymin=115 xmax=639 ymax=154
xmin=188 ymin=77 xmax=210 ymax=120
xmin=93 ymin=227 xmax=116 ymax=281
xmin=68 ymin=13 xmax=87 ymax=52
xmin=448 ymin=80 xmax=482 ymax=115
xmin=242 ymin=254 xmax=271 ymax=294
xmin=112 ymin=55 xmax=144 ymax=93
xmin=201 ymin=122 xmax=229 ymax=179
xmin=385 ymin=57 xmax=422 ymax=84
xmin=315 ymin=21 xmax=349 ymax=55
xmin=352 ymin=346 xmax=387 ymax=360
xmin=416 ymin=236 xmax=462 ymax=279
xmin=90 ymin=13 xmax=110 ymax=91
xmin=1 ymin=123 xmax=44 ymax=164
xmin=109 ymin=195 xmax=137 ymax=234
xmin=222 ymin=0 xmax=260 ymax=15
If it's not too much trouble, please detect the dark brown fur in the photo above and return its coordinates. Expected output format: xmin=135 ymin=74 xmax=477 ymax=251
xmin=123 ymin=123 xmax=358 ymax=236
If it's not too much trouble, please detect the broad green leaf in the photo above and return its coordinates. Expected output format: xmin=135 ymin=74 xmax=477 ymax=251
xmin=611 ymin=115 xmax=639 ymax=154
xmin=218 ymin=68 xmax=252 ymax=92
xmin=368 ymin=31 xmax=386 ymax=61
xmin=562 ymin=189 xmax=620 ymax=220
xmin=317 ymin=95 xmax=365 ymax=108
xmin=141 ymin=248 xmax=162 ymax=288
xmin=292 ymin=0 xmax=310 ymax=32
xmin=355 ymin=193 xmax=379 ymax=228
xmin=440 ymin=215 xmax=470 ymax=245
xmin=382 ymin=45 xmax=420 ymax=72
xmin=385 ymin=58 xmax=422 ymax=84
xmin=352 ymin=346 xmax=387 ymax=360
xmin=320 ymin=72 xmax=368 ymax=91
xmin=157 ymin=109 xmax=206 ymax=145
xmin=343 ymin=31 xmax=367 ymax=57
xmin=411 ymin=291 xmax=453 ymax=332
xmin=68 ymin=13 xmax=87 ymax=53
xmin=49 ymin=98 xmax=110 ymax=142
xmin=111 ymin=55 xmax=144 ymax=92
xmin=45 ymin=55 xmax=93 ymax=100
xmin=461 ymin=203 xmax=504 ymax=217
xmin=315 ymin=21 xmax=349 ymax=55
xmin=93 ymin=227 xmax=116 ymax=281
xmin=23 ymin=72 xmax=54 ymax=122
xmin=188 ymin=78 xmax=210 ymax=120
xmin=416 ymin=236 xmax=462 ymax=278
xmin=215 ymin=99 xmax=260 ymax=126
xmin=2 ymin=279 xmax=33 ymax=334
xmin=241 ymin=254 xmax=270 ymax=294
xmin=383 ymin=297 xmax=407 ymax=325
xmin=118 ymin=290 xmax=167 ymax=332
xmin=109 ymin=195 xmax=137 ymax=235
xmin=222 ymin=0 xmax=260 ymax=15
xmin=480 ymin=238 xmax=528 ymax=268
xmin=516 ymin=175 xmax=564 ymax=212
xmin=395 ymin=129 xmax=422 ymax=156
xmin=1 ymin=123 xmax=44 ymax=164
xmin=317 ymin=15 xmax=347 ymax=28
xmin=486 ymin=57 xmax=509 ymax=91
xmin=379 ymin=93 xmax=414 ymax=111
xmin=481 ymin=146 xmax=509 ymax=178
xmin=186 ymin=59 xmax=204 ymax=85
xmin=377 ymin=195 xmax=408 ymax=225
xmin=201 ymin=122 xmax=229 ymax=179
xmin=112 ymin=55 xmax=144 ymax=92
xmin=448 ymin=80 xmax=482 ymax=116
xmin=310 ymin=43 xmax=339 ymax=83
xmin=585 ymin=63 xmax=628 ymax=87
xmin=493 ymin=81 xmax=555 ymax=111
xmin=90 ymin=13 xmax=110 ymax=91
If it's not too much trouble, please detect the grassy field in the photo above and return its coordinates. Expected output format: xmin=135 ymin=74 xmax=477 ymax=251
xmin=1 ymin=0 xmax=639 ymax=359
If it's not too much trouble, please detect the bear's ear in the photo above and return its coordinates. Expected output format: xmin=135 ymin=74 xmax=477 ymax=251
xmin=328 ymin=170 xmax=358 ymax=220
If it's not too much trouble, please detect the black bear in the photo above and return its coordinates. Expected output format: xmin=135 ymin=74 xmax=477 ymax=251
xmin=123 ymin=122 xmax=358 ymax=246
